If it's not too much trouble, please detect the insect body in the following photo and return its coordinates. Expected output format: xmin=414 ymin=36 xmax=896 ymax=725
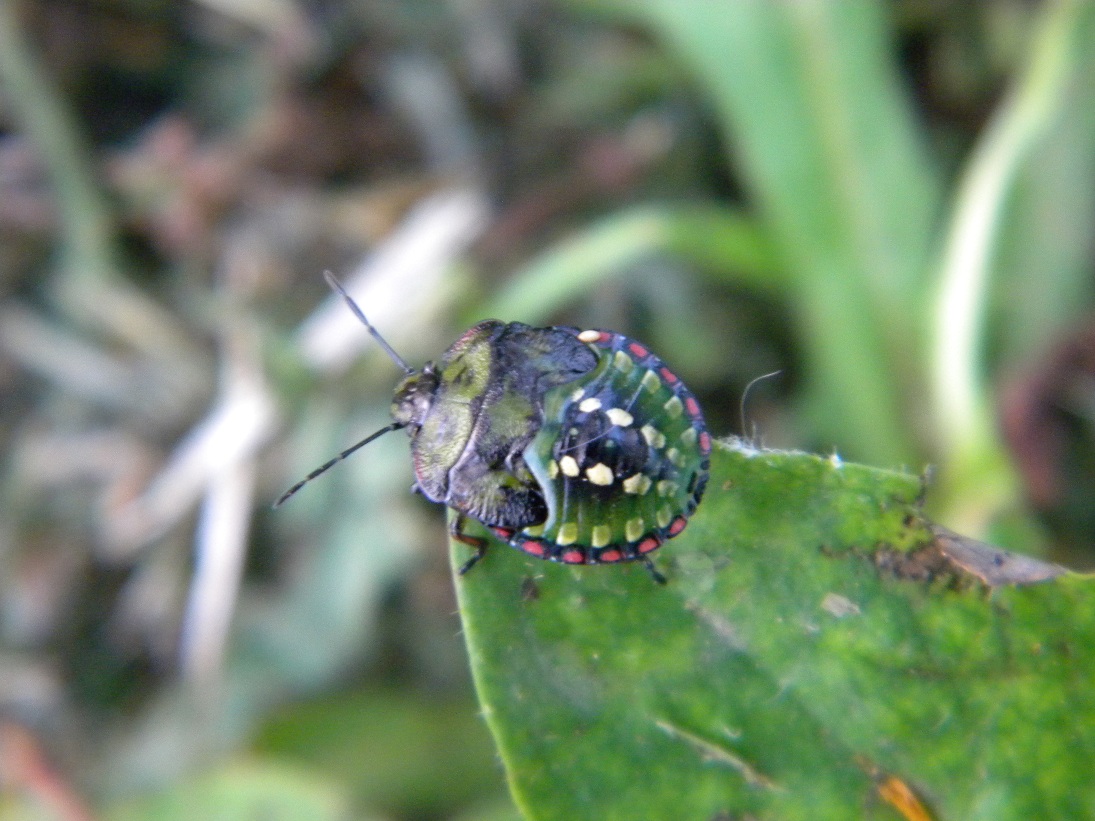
xmin=276 ymin=273 xmax=711 ymax=583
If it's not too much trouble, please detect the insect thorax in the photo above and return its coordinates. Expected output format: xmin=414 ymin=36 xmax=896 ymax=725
xmin=398 ymin=321 xmax=600 ymax=519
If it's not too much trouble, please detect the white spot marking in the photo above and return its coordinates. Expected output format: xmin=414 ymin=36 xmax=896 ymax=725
xmin=606 ymin=408 xmax=634 ymax=427
xmin=579 ymin=396 xmax=602 ymax=413
xmin=586 ymin=463 xmax=614 ymax=485
xmin=559 ymin=455 xmax=580 ymax=477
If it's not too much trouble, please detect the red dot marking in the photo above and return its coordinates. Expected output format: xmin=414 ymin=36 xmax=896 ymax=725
xmin=598 ymin=549 xmax=623 ymax=563
xmin=521 ymin=540 xmax=546 ymax=557
xmin=561 ymin=549 xmax=586 ymax=564
xmin=627 ymin=341 xmax=649 ymax=358
xmin=684 ymin=396 xmax=701 ymax=417
xmin=637 ymin=536 xmax=661 ymax=554
xmin=493 ymin=527 xmax=514 ymax=539
xmin=699 ymin=431 xmax=712 ymax=454
xmin=668 ymin=516 xmax=688 ymax=537
xmin=659 ymin=367 xmax=679 ymax=385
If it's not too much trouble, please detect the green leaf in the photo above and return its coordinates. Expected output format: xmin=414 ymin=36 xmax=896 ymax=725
xmin=453 ymin=441 xmax=1092 ymax=820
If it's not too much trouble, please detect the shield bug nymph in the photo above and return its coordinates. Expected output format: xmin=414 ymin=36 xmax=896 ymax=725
xmin=276 ymin=272 xmax=711 ymax=583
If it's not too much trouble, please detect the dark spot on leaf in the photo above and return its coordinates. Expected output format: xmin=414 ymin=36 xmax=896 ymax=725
xmin=520 ymin=576 xmax=540 ymax=602
xmin=872 ymin=542 xmax=957 ymax=585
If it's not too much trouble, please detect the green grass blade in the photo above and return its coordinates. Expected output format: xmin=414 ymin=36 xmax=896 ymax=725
xmin=608 ymin=0 xmax=942 ymax=465
xmin=481 ymin=204 xmax=781 ymax=324
xmin=927 ymin=0 xmax=1095 ymax=529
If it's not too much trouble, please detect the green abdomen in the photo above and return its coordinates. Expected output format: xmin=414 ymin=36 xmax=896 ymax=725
xmin=516 ymin=329 xmax=710 ymax=566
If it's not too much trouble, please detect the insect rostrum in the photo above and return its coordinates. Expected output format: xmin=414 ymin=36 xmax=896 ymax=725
xmin=277 ymin=273 xmax=711 ymax=583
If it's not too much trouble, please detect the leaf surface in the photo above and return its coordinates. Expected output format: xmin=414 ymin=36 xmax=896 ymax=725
xmin=454 ymin=441 xmax=1092 ymax=820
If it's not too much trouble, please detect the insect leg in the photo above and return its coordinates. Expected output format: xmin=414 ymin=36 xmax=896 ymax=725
xmin=450 ymin=512 xmax=487 ymax=575
xmin=642 ymin=556 xmax=667 ymax=585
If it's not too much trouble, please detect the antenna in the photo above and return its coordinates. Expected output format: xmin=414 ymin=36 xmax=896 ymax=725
xmin=274 ymin=272 xmax=418 ymax=507
xmin=324 ymin=270 xmax=413 ymax=374
xmin=273 ymin=422 xmax=405 ymax=507
xmin=739 ymin=370 xmax=782 ymax=444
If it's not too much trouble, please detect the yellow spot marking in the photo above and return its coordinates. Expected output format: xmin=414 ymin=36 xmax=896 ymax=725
xmin=577 ymin=329 xmax=601 ymax=343
xmin=641 ymin=424 xmax=666 ymax=449
xmin=591 ymin=525 xmax=612 ymax=548
xmin=679 ymin=427 xmax=698 ymax=446
xmin=666 ymin=447 xmax=685 ymax=468
xmin=663 ymin=395 xmax=684 ymax=418
xmin=657 ymin=505 xmax=673 ymax=528
xmin=606 ymin=408 xmax=634 ymax=427
xmin=586 ymin=463 xmax=614 ymax=485
xmin=657 ymin=480 xmax=679 ymax=497
xmin=557 ymin=522 xmax=579 ymax=545
xmin=559 ymin=455 xmax=580 ymax=477
xmin=625 ymin=517 xmax=645 ymax=541
xmin=524 ymin=523 xmax=545 ymax=537
xmin=641 ymin=369 xmax=661 ymax=393
xmin=578 ymin=397 xmax=602 ymax=413
xmin=613 ymin=350 xmax=634 ymax=372
xmin=547 ymin=459 xmax=559 ymax=479
xmin=623 ymin=474 xmax=652 ymax=495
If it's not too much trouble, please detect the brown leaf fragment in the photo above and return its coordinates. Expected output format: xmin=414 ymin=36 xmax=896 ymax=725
xmin=929 ymin=525 xmax=1068 ymax=586
xmin=876 ymin=774 xmax=935 ymax=821
xmin=856 ymin=757 xmax=936 ymax=821
xmin=872 ymin=525 xmax=1067 ymax=588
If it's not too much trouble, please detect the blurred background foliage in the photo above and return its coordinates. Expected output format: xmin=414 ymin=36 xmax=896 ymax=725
xmin=0 ymin=0 xmax=1094 ymax=818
